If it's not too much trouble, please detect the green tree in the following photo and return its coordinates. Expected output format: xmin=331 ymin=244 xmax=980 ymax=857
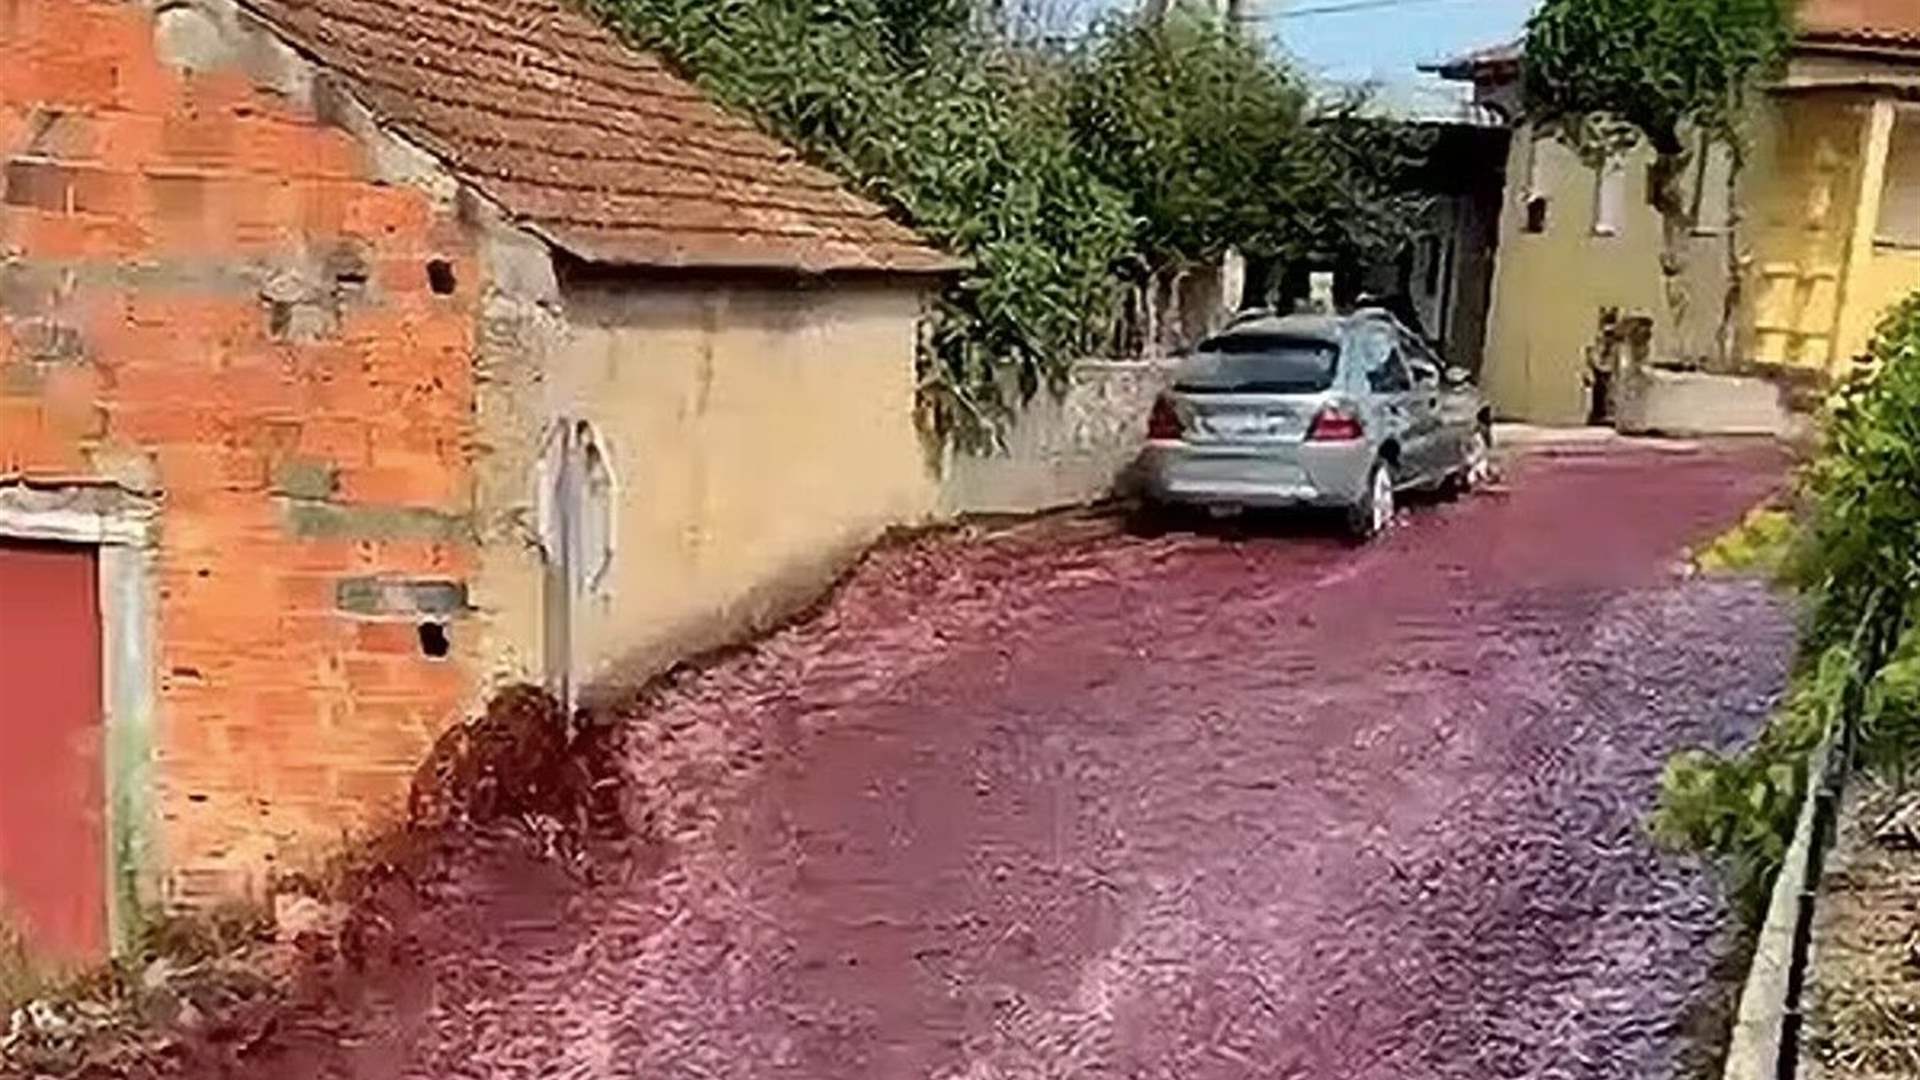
xmin=1524 ymin=0 xmax=1792 ymax=361
xmin=595 ymin=0 xmax=1136 ymax=448
xmin=1070 ymin=6 xmax=1430 ymax=329
xmin=594 ymin=0 xmax=1433 ymax=448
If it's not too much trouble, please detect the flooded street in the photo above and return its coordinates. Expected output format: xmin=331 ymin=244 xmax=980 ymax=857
xmin=254 ymin=441 xmax=1793 ymax=1079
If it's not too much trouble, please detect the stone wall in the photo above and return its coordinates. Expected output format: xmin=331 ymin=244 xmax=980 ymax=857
xmin=940 ymin=359 xmax=1178 ymax=517
xmin=0 ymin=0 xmax=483 ymax=905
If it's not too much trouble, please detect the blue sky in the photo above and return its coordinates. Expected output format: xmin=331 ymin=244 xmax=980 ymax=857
xmin=1256 ymin=0 xmax=1536 ymax=86
xmin=1087 ymin=0 xmax=1538 ymax=115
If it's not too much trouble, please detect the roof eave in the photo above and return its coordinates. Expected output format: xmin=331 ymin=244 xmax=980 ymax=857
xmin=532 ymin=224 xmax=968 ymax=278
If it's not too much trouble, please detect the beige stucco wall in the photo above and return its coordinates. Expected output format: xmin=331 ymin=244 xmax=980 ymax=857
xmin=1481 ymin=128 xmax=1728 ymax=424
xmin=473 ymin=270 xmax=940 ymax=696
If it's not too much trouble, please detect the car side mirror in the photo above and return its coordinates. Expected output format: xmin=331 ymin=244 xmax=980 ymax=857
xmin=1443 ymin=366 xmax=1473 ymax=388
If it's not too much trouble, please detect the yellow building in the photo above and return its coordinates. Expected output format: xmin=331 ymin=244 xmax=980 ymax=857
xmin=1435 ymin=2 xmax=1920 ymax=425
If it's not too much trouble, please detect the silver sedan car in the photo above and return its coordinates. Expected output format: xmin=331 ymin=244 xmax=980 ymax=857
xmin=1136 ymin=308 xmax=1492 ymax=541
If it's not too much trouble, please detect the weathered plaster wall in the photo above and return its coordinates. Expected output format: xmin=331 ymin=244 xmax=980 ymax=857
xmin=939 ymin=360 xmax=1176 ymax=517
xmin=467 ymin=208 xmax=564 ymax=696
xmin=0 ymin=0 xmax=484 ymax=905
xmin=1480 ymin=128 xmax=1729 ymax=424
xmin=474 ymin=274 xmax=940 ymax=696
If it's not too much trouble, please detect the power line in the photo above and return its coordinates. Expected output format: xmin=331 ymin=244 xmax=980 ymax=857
xmin=1257 ymin=0 xmax=1479 ymax=19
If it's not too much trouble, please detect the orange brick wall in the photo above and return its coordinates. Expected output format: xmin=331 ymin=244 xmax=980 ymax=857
xmin=1 ymin=0 xmax=483 ymax=903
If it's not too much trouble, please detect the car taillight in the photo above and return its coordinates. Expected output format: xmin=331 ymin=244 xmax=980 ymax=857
xmin=1306 ymin=406 xmax=1364 ymax=442
xmin=1148 ymin=396 xmax=1183 ymax=440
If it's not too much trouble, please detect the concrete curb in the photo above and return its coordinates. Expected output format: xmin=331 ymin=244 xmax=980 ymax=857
xmin=1721 ymin=735 xmax=1833 ymax=1080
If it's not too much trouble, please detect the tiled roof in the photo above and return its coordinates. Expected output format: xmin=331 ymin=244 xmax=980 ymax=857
xmin=1800 ymin=0 xmax=1920 ymax=46
xmin=1421 ymin=40 xmax=1522 ymax=82
xmin=236 ymin=0 xmax=959 ymax=274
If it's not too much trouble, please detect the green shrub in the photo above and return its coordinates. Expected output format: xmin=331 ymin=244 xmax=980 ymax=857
xmin=1655 ymin=293 xmax=1920 ymax=920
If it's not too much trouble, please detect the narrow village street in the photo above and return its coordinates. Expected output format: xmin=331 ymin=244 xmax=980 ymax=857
xmin=15 ymin=4 xmax=1920 ymax=1079
xmin=229 ymin=440 xmax=1799 ymax=1080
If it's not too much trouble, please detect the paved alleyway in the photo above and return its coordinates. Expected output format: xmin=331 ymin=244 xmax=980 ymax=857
xmin=278 ymin=442 xmax=1793 ymax=1080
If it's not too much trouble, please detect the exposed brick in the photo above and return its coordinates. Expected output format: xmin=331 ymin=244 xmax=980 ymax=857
xmin=340 ymin=655 xmax=400 ymax=691
xmin=354 ymin=621 xmax=425 ymax=656
xmin=4 ymin=159 xmax=71 ymax=210
xmin=332 ymin=767 xmax=413 ymax=805
xmin=146 ymin=170 xmax=215 ymax=223
xmin=3 ymin=0 xmax=482 ymax=911
xmin=2 ymin=160 xmax=134 ymax=215
xmin=23 ymin=109 xmax=97 ymax=159
xmin=159 ymin=111 xmax=239 ymax=167
xmin=1 ymin=361 xmax=43 ymax=394
xmin=279 ymin=573 xmax=339 ymax=612
xmin=336 ymin=460 xmax=458 ymax=506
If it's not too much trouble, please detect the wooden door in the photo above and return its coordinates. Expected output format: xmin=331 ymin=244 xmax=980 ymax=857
xmin=0 ymin=540 xmax=106 ymax=963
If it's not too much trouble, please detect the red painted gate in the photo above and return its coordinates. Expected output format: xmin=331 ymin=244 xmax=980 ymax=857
xmin=0 ymin=541 xmax=106 ymax=963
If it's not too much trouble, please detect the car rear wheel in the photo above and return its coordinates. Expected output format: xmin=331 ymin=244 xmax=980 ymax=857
xmin=1444 ymin=423 xmax=1493 ymax=498
xmin=1128 ymin=499 xmax=1187 ymax=538
xmin=1347 ymin=460 xmax=1395 ymax=542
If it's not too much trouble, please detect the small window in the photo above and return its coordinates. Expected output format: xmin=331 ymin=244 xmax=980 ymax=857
xmin=1593 ymin=156 xmax=1626 ymax=237
xmin=1524 ymin=195 xmax=1550 ymax=234
xmin=1400 ymin=330 xmax=1443 ymax=374
xmin=426 ymin=259 xmax=458 ymax=296
xmin=1366 ymin=340 xmax=1413 ymax=394
xmin=1521 ymin=136 xmax=1551 ymax=235
xmin=1877 ymin=110 xmax=1920 ymax=248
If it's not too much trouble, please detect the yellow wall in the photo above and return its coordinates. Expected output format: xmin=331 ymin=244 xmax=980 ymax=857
xmin=1482 ymin=87 xmax=1920 ymax=421
xmin=1746 ymin=95 xmax=1871 ymax=370
xmin=1847 ymin=248 xmax=1920 ymax=361
xmin=499 ymin=277 xmax=940 ymax=693
xmin=1480 ymin=129 xmax=1728 ymax=424
xmin=1746 ymin=93 xmax=1920 ymax=373
xmin=1829 ymin=100 xmax=1920 ymax=367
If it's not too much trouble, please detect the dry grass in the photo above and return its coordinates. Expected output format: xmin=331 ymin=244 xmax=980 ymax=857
xmin=1689 ymin=505 xmax=1795 ymax=578
xmin=1808 ymin=776 xmax=1920 ymax=1078
xmin=0 ymin=920 xmax=58 ymax=1015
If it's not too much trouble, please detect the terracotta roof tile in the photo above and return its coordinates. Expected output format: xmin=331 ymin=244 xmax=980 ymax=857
xmin=1801 ymin=0 xmax=1920 ymax=46
xmin=1422 ymin=39 xmax=1523 ymax=81
xmin=236 ymin=0 xmax=959 ymax=273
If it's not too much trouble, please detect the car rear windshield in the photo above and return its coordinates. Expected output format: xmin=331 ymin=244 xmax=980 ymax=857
xmin=1174 ymin=335 xmax=1339 ymax=395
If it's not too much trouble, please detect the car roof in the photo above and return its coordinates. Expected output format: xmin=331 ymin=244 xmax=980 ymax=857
xmin=1204 ymin=308 xmax=1406 ymax=349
